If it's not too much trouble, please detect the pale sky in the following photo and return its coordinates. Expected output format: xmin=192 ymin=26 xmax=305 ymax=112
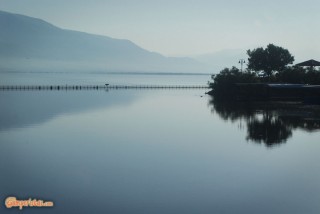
xmin=1 ymin=0 xmax=319 ymax=60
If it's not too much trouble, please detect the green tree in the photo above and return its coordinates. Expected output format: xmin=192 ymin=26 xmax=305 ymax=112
xmin=247 ymin=44 xmax=294 ymax=77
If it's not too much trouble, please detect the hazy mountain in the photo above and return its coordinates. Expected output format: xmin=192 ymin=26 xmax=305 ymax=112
xmin=0 ymin=10 xmax=210 ymax=73
xmin=194 ymin=49 xmax=248 ymax=73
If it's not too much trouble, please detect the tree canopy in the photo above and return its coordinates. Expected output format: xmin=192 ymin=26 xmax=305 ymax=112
xmin=247 ymin=44 xmax=294 ymax=76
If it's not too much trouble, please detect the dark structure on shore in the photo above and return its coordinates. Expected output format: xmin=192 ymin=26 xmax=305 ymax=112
xmin=235 ymin=83 xmax=320 ymax=104
xmin=296 ymin=59 xmax=320 ymax=69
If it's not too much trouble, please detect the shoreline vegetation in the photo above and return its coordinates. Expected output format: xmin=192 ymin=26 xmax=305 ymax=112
xmin=207 ymin=44 xmax=320 ymax=104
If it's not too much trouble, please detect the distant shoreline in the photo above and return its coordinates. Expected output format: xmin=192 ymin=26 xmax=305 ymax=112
xmin=0 ymin=70 xmax=211 ymax=76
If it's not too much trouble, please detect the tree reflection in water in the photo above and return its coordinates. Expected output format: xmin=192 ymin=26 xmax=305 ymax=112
xmin=208 ymin=97 xmax=320 ymax=147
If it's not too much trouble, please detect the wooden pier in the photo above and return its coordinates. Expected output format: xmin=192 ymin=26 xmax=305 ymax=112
xmin=0 ymin=84 xmax=209 ymax=91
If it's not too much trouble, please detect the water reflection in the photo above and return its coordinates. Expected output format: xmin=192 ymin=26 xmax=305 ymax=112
xmin=209 ymin=97 xmax=320 ymax=147
xmin=0 ymin=90 xmax=138 ymax=131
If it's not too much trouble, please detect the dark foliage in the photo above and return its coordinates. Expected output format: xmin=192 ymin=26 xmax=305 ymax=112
xmin=275 ymin=66 xmax=306 ymax=83
xmin=208 ymin=67 xmax=258 ymax=99
xmin=276 ymin=66 xmax=320 ymax=84
xmin=209 ymin=66 xmax=320 ymax=99
xmin=247 ymin=44 xmax=294 ymax=77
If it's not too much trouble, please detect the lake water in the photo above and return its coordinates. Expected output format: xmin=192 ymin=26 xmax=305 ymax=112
xmin=0 ymin=72 xmax=320 ymax=214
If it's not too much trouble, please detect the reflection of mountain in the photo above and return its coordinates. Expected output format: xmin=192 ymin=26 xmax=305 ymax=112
xmin=0 ymin=90 xmax=137 ymax=131
xmin=208 ymin=98 xmax=320 ymax=147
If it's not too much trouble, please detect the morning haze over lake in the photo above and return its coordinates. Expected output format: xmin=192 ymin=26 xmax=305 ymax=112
xmin=1 ymin=1 xmax=320 ymax=213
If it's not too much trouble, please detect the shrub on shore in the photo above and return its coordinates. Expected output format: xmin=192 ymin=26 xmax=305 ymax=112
xmin=208 ymin=44 xmax=320 ymax=98
xmin=208 ymin=67 xmax=258 ymax=98
xmin=208 ymin=66 xmax=320 ymax=98
xmin=276 ymin=66 xmax=320 ymax=84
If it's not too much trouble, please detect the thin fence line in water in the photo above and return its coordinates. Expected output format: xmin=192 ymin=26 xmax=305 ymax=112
xmin=0 ymin=85 xmax=210 ymax=91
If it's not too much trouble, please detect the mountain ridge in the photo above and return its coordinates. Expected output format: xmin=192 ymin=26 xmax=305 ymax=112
xmin=0 ymin=10 xmax=210 ymax=73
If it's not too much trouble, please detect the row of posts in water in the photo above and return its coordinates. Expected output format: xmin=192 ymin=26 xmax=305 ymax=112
xmin=0 ymin=85 xmax=209 ymax=91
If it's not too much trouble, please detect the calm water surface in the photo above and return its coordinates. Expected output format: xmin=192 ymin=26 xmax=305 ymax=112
xmin=0 ymin=73 xmax=320 ymax=214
